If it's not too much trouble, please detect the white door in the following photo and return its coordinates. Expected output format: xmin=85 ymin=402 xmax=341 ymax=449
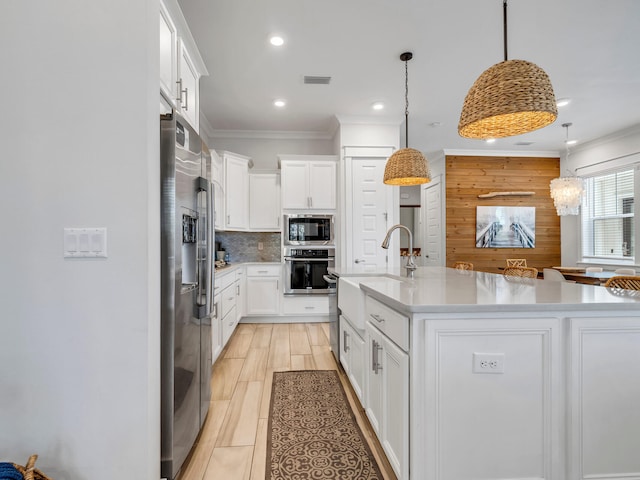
xmin=422 ymin=177 xmax=443 ymax=266
xmin=351 ymin=158 xmax=389 ymax=270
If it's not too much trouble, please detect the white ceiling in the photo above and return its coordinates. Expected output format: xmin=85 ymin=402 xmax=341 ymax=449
xmin=178 ymin=0 xmax=640 ymax=158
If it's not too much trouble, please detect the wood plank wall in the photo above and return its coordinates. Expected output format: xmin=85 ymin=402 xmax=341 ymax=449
xmin=446 ymin=155 xmax=561 ymax=274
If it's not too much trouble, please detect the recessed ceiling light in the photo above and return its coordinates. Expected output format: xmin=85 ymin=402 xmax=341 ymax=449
xmin=556 ymin=98 xmax=571 ymax=108
xmin=269 ymin=36 xmax=284 ymax=47
xmin=273 ymin=99 xmax=286 ymax=108
xmin=485 ymin=138 xmax=496 ymax=144
xmin=372 ymin=102 xmax=385 ymax=111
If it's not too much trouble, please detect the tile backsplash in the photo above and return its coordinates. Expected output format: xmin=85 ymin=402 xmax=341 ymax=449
xmin=215 ymin=232 xmax=281 ymax=263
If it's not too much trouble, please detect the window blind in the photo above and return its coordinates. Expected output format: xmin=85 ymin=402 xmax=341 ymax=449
xmin=581 ymin=168 xmax=635 ymax=259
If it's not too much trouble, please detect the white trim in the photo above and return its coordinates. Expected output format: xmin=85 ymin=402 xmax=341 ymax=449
xmin=443 ymin=149 xmax=560 ymax=158
xmin=343 ymin=146 xmax=395 ymax=158
xmin=211 ymin=129 xmax=335 ymax=140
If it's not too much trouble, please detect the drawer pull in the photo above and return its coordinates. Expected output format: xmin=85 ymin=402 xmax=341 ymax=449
xmin=258 ymin=270 xmax=268 ymax=274
xmin=371 ymin=313 xmax=385 ymax=323
xmin=304 ymin=306 xmax=315 ymax=310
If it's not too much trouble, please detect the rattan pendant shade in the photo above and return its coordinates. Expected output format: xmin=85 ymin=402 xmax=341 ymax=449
xmin=458 ymin=1 xmax=557 ymax=139
xmin=383 ymin=52 xmax=431 ymax=186
xmin=459 ymin=59 xmax=557 ymax=138
xmin=383 ymin=147 xmax=430 ymax=185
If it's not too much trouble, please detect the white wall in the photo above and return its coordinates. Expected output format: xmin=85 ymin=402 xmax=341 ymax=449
xmin=0 ymin=2 xmax=160 ymax=479
xmin=208 ymin=135 xmax=336 ymax=169
xmin=561 ymin=124 xmax=640 ymax=266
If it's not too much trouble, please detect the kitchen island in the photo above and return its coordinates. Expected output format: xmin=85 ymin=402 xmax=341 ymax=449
xmin=330 ymin=266 xmax=640 ymax=480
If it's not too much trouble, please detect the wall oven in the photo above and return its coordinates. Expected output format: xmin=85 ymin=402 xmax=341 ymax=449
xmin=284 ymin=214 xmax=334 ymax=245
xmin=284 ymin=247 xmax=336 ymax=295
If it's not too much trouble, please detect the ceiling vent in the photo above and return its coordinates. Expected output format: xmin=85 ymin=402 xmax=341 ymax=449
xmin=304 ymin=75 xmax=331 ymax=85
xmin=514 ymin=141 xmax=534 ymax=146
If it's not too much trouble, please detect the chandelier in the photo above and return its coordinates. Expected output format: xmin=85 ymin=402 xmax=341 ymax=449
xmin=550 ymin=123 xmax=585 ymax=216
xmin=458 ymin=0 xmax=557 ymax=139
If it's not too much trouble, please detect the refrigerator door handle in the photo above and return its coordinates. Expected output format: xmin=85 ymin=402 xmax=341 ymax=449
xmin=195 ymin=176 xmax=210 ymax=319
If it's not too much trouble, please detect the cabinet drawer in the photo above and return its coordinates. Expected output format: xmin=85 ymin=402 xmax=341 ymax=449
xmin=365 ymin=295 xmax=409 ymax=352
xmin=220 ymin=284 xmax=236 ymax=319
xmin=246 ymin=264 xmax=281 ymax=276
xmin=215 ymin=269 xmax=236 ymax=293
xmin=283 ymin=295 xmax=330 ymax=315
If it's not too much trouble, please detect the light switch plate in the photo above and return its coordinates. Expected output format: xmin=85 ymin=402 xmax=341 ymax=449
xmin=64 ymin=228 xmax=107 ymax=258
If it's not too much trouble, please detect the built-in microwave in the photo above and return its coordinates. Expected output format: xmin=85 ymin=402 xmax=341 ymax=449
xmin=283 ymin=214 xmax=334 ymax=245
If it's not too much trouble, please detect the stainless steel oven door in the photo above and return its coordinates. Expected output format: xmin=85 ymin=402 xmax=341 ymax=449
xmin=283 ymin=257 xmax=336 ymax=294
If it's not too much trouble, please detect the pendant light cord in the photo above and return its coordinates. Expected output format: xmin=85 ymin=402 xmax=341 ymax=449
xmin=503 ymin=0 xmax=508 ymax=61
xmin=404 ymin=57 xmax=409 ymax=147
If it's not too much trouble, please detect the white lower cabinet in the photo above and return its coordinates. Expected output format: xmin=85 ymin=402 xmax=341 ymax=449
xmin=365 ymin=303 xmax=409 ymax=480
xmin=215 ymin=269 xmax=238 ymax=346
xmin=211 ymin=291 xmax=222 ymax=364
xmin=246 ymin=264 xmax=281 ymax=315
xmin=339 ymin=314 xmax=366 ymax=403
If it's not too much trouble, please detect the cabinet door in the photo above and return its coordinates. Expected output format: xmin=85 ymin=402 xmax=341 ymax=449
xmin=339 ymin=317 xmax=351 ymax=375
xmin=235 ymin=269 xmax=245 ymax=320
xmin=221 ymin=307 xmax=236 ymax=346
xmin=348 ymin=325 xmax=366 ymax=404
xmin=178 ymin=42 xmax=199 ymax=131
xmin=211 ymin=151 xmax=224 ymax=231
xmin=380 ymin=333 xmax=409 ymax=479
xmin=309 ymin=161 xmax=336 ymax=209
xmin=249 ymin=174 xmax=281 ymax=231
xmin=159 ymin=3 xmax=177 ymax=104
xmin=246 ymin=277 xmax=280 ymax=314
xmin=365 ymin=325 xmax=383 ymax=436
xmin=224 ymin=155 xmax=248 ymax=230
xmin=281 ymin=161 xmax=310 ymax=209
xmin=211 ymin=293 xmax=222 ymax=363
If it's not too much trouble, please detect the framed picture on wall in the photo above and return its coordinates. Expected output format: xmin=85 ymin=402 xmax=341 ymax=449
xmin=475 ymin=206 xmax=536 ymax=248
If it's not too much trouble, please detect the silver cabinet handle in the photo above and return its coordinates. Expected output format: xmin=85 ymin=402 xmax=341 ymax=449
xmin=182 ymin=87 xmax=189 ymax=111
xmin=213 ymin=302 xmax=219 ymax=320
xmin=372 ymin=339 xmax=378 ymax=373
xmin=372 ymin=339 xmax=383 ymax=374
xmin=176 ymin=78 xmax=183 ymax=103
xmin=309 ymin=196 xmax=313 ymax=208
xmin=227 ymin=214 xmax=230 ymax=224
xmin=371 ymin=313 xmax=385 ymax=323
xmin=343 ymin=331 xmax=350 ymax=353
xmin=276 ymin=280 xmax=279 ymax=291
xmin=236 ymin=284 xmax=240 ymax=296
xmin=258 ymin=270 xmax=268 ymax=274
xmin=304 ymin=306 xmax=315 ymax=310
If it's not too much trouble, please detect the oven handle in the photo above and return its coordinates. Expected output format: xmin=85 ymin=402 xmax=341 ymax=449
xmin=322 ymin=274 xmax=338 ymax=286
xmin=284 ymin=257 xmax=335 ymax=262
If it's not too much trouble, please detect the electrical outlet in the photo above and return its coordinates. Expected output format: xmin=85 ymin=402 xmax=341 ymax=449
xmin=258 ymin=242 xmax=264 ymax=251
xmin=473 ymin=352 xmax=505 ymax=374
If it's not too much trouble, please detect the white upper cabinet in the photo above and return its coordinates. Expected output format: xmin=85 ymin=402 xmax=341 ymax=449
xmin=222 ymin=151 xmax=251 ymax=230
xmin=159 ymin=3 xmax=177 ymax=103
xmin=177 ymin=41 xmax=199 ymax=132
xmin=159 ymin=0 xmax=208 ymax=133
xmin=249 ymin=173 xmax=281 ymax=231
xmin=279 ymin=155 xmax=337 ymax=210
xmin=211 ymin=150 xmax=224 ymax=231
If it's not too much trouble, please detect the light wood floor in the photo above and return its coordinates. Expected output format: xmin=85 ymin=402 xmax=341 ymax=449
xmin=177 ymin=322 xmax=397 ymax=480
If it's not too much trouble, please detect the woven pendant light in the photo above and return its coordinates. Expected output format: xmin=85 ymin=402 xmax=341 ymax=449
xmin=458 ymin=0 xmax=557 ymax=139
xmin=384 ymin=52 xmax=430 ymax=186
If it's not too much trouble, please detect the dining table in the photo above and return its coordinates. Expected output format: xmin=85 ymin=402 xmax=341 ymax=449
xmin=552 ymin=268 xmax=618 ymax=286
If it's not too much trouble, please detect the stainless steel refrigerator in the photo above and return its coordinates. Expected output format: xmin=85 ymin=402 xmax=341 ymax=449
xmin=160 ymin=111 xmax=213 ymax=480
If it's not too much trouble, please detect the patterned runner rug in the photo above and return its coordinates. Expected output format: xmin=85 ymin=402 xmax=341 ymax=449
xmin=267 ymin=370 xmax=383 ymax=480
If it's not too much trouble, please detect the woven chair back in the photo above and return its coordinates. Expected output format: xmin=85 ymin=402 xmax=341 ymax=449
xmin=453 ymin=261 xmax=473 ymax=271
xmin=604 ymin=276 xmax=640 ymax=291
xmin=503 ymin=266 xmax=538 ymax=279
xmin=506 ymin=258 xmax=527 ymax=267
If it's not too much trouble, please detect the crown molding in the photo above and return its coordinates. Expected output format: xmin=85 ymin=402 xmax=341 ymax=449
xmin=443 ymin=149 xmax=560 ymax=158
xmin=210 ymin=129 xmax=335 ymax=140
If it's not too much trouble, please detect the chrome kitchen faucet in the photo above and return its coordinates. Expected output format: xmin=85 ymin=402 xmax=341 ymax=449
xmin=381 ymin=224 xmax=417 ymax=278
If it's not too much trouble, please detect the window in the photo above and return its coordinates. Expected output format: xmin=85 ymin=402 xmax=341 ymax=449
xmin=581 ymin=168 xmax=635 ymax=261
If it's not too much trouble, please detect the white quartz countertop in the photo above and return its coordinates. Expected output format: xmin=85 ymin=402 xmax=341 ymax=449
xmin=330 ymin=266 xmax=640 ymax=314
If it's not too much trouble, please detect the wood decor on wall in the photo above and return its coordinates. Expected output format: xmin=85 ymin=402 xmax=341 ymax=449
xmin=445 ymin=155 xmax=561 ymax=273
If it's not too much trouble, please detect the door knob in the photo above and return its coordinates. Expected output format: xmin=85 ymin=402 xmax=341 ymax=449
xmin=354 ymin=259 xmax=364 ymax=264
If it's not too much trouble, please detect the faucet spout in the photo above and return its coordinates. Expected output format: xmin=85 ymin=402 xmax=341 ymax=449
xmin=381 ymin=224 xmax=417 ymax=277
